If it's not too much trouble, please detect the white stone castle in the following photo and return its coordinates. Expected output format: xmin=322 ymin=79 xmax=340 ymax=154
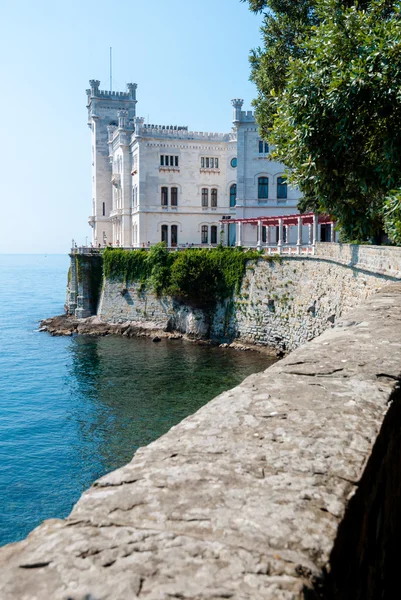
xmin=86 ymin=80 xmax=303 ymax=248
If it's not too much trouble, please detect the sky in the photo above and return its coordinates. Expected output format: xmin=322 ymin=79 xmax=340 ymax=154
xmin=0 ymin=0 xmax=262 ymax=254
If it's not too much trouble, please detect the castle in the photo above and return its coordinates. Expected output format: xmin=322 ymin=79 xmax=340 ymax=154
xmin=86 ymin=80 xmax=303 ymax=248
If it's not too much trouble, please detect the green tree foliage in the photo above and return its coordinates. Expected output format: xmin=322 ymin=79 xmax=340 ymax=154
xmin=382 ymin=191 xmax=401 ymax=245
xmin=245 ymin=0 xmax=401 ymax=242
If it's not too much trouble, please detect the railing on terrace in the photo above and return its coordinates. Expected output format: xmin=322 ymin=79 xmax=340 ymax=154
xmin=70 ymin=243 xmax=315 ymax=256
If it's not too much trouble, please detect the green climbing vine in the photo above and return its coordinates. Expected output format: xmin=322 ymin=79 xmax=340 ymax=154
xmin=103 ymin=244 xmax=281 ymax=306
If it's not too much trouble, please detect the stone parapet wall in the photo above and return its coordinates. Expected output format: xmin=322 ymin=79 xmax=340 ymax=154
xmin=98 ymin=255 xmax=392 ymax=351
xmin=2 ymin=284 xmax=401 ymax=598
xmin=213 ymin=257 xmax=390 ymax=351
xmin=315 ymin=242 xmax=401 ymax=278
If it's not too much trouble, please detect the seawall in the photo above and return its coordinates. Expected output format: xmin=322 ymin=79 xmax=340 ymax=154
xmin=95 ymin=243 xmax=400 ymax=352
xmin=1 ymin=283 xmax=401 ymax=598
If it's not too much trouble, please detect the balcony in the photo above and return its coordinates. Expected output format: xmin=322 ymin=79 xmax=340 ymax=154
xmin=200 ymin=168 xmax=220 ymax=175
xmin=159 ymin=166 xmax=180 ymax=173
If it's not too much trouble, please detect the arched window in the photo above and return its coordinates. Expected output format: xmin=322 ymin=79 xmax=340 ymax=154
xmin=171 ymin=225 xmax=178 ymax=247
xmin=201 ymin=188 xmax=208 ymax=207
xmin=201 ymin=225 xmax=208 ymax=244
xmin=211 ymin=225 xmax=217 ymax=244
xmin=161 ymin=187 xmax=168 ymax=206
xmin=211 ymin=189 xmax=217 ymax=207
xmin=258 ymin=177 xmax=269 ymax=199
xmin=230 ymin=184 xmax=237 ymax=207
xmin=171 ymin=187 xmax=178 ymax=206
xmin=277 ymin=177 xmax=287 ymax=199
xmin=161 ymin=225 xmax=168 ymax=244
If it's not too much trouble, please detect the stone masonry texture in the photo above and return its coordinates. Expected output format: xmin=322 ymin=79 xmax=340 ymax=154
xmin=1 ymin=283 xmax=401 ymax=598
xmin=97 ymin=252 xmax=396 ymax=351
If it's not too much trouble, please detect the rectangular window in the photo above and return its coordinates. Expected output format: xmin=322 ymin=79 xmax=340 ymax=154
xmin=171 ymin=187 xmax=178 ymax=206
xmin=210 ymin=158 xmax=214 ymax=168
xmin=206 ymin=157 xmax=209 ymax=168
xmin=201 ymin=157 xmax=205 ymax=168
xmin=201 ymin=188 xmax=208 ymax=207
xmin=102 ymin=202 xmax=105 ymax=216
xmin=201 ymin=225 xmax=208 ymax=244
xmin=160 ymin=155 xmax=164 ymax=166
xmin=170 ymin=156 xmax=174 ymax=167
xmin=277 ymin=176 xmax=287 ymax=199
xmin=211 ymin=225 xmax=217 ymax=244
xmin=259 ymin=140 xmax=264 ymax=153
xmin=161 ymin=187 xmax=168 ymax=206
xmin=262 ymin=226 xmax=267 ymax=243
xmin=215 ymin=158 xmax=219 ymax=168
xmin=175 ymin=156 xmax=179 ymax=167
xmin=265 ymin=142 xmax=269 ymax=153
xmin=161 ymin=224 xmax=168 ymax=244
xmin=211 ymin=188 xmax=217 ymax=207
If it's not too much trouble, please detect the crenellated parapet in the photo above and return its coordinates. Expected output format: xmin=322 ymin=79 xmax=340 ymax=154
xmin=134 ymin=122 xmax=235 ymax=142
xmin=86 ymin=81 xmax=138 ymax=101
xmin=239 ymin=110 xmax=255 ymax=122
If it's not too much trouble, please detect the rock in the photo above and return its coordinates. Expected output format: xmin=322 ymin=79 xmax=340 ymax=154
xmin=152 ymin=336 xmax=161 ymax=342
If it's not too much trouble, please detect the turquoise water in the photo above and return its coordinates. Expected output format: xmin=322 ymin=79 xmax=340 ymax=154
xmin=0 ymin=255 xmax=273 ymax=547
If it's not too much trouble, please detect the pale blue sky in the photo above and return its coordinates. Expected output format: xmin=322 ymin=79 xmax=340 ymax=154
xmin=0 ymin=0 xmax=262 ymax=253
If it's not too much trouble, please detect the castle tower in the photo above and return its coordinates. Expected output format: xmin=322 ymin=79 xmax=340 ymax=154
xmin=86 ymin=80 xmax=138 ymax=245
xmin=231 ymin=98 xmax=244 ymax=124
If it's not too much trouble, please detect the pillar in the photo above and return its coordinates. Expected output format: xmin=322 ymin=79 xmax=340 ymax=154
xmin=237 ymin=221 xmax=243 ymax=246
xmin=257 ymin=219 xmax=262 ymax=250
xmin=297 ymin=216 xmax=302 ymax=255
xmin=220 ymin=222 xmax=225 ymax=246
xmin=330 ymin=222 xmax=335 ymax=243
xmin=277 ymin=218 xmax=283 ymax=248
xmin=312 ymin=214 xmax=318 ymax=246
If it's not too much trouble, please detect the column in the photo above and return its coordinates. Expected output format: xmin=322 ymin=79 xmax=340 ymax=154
xmin=312 ymin=214 xmax=318 ymax=245
xmin=220 ymin=222 xmax=225 ymax=246
xmin=257 ymin=219 xmax=262 ymax=250
xmin=277 ymin=218 xmax=283 ymax=251
xmin=330 ymin=222 xmax=335 ymax=243
xmin=237 ymin=221 xmax=243 ymax=246
xmin=297 ymin=216 xmax=302 ymax=255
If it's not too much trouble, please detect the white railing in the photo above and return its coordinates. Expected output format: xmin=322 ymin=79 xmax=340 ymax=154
xmin=69 ymin=243 xmax=315 ymax=256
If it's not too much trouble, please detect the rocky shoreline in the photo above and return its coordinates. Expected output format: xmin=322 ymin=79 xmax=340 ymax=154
xmin=39 ymin=315 xmax=279 ymax=356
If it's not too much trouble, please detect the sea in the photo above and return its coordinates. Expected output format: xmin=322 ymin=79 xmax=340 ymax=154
xmin=0 ymin=254 xmax=274 ymax=547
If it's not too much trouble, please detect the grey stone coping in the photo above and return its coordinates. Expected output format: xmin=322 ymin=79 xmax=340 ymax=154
xmin=1 ymin=284 xmax=401 ymax=598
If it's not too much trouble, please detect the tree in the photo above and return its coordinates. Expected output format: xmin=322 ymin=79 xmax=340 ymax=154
xmin=245 ymin=0 xmax=401 ymax=242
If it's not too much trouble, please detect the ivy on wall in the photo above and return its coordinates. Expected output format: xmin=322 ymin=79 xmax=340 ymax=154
xmin=103 ymin=244 xmax=280 ymax=306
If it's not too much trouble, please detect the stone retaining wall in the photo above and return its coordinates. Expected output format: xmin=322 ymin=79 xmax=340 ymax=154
xmin=2 ymin=284 xmax=401 ymax=598
xmin=99 ymin=255 xmax=395 ymax=351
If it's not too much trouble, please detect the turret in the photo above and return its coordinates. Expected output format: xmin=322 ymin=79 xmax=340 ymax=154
xmin=127 ymin=83 xmax=137 ymax=101
xmin=89 ymin=80 xmax=100 ymax=96
xmin=134 ymin=116 xmax=145 ymax=136
xmin=231 ymin=98 xmax=244 ymax=124
xmin=117 ymin=109 xmax=129 ymax=129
